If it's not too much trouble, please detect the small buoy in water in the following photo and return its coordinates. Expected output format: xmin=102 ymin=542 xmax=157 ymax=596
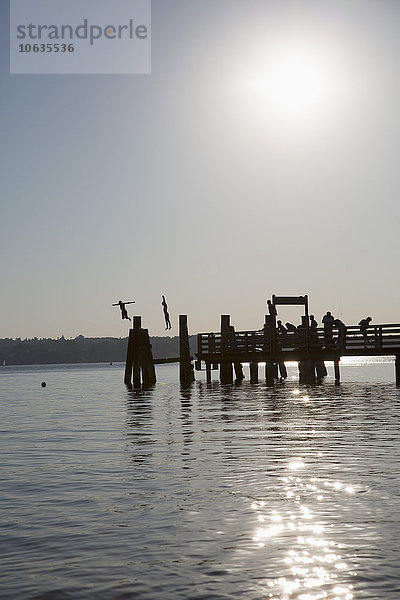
xmin=41 ymin=381 xmax=46 ymax=387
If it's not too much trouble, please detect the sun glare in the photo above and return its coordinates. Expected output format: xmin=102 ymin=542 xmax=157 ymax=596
xmin=240 ymin=39 xmax=341 ymax=129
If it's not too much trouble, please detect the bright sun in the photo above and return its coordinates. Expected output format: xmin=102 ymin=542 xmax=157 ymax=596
xmin=240 ymin=40 xmax=340 ymax=128
xmin=265 ymin=51 xmax=332 ymax=117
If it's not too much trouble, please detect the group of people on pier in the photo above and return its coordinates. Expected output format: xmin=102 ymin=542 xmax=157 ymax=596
xmin=265 ymin=304 xmax=373 ymax=350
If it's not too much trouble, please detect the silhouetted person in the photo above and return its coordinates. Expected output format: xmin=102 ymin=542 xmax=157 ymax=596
xmin=322 ymin=311 xmax=335 ymax=346
xmin=267 ymin=300 xmax=277 ymax=317
xmin=112 ymin=300 xmax=134 ymax=321
xmin=334 ymin=319 xmax=347 ymax=349
xmin=359 ymin=316 xmax=372 ymax=347
xmin=308 ymin=314 xmax=319 ymax=346
xmin=277 ymin=320 xmax=287 ymax=334
xmin=162 ymin=295 xmax=172 ymax=330
xmin=285 ymin=322 xmax=297 ymax=333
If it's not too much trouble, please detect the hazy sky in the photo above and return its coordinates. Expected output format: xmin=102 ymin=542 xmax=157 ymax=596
xmin=2 ymin=0 xmax=400 ymax=339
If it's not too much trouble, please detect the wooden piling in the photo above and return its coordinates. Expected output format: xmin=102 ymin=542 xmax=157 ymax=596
xmin=234 ymin=362 xmax=245 ymax=381
xmin=124 ymin=328 xmax=135 ymax=385
xmin=265 ymin=362 xmax=276 ymax=385
xmin=179 ymin=315 xmax=194 ymax=385
xmin=299 ymin=359 xmax=315 ymax=383
xmin=334 ymin=359 xmax=341 ymax=384
xmin=220 ymin=315 xmax=233 ymax=384
xmin=132 ymin=317 xmax=142 ymax=389
xmin=315 ymin=361 xmax=328 ymax=378
xmin=278 ymin=362 xmax=287 ymax=379
xmin=249 ymin=362 xmax=259 ymax=383
xmin=124 ymin=316 xmax=156 ymax=389
xmin=205 ymin=362 xmax=212 ymax=384
xmin=141 ymin=328 xmax=157 ymax=388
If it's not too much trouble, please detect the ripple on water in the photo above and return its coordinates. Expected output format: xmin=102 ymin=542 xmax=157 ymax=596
xmin=0 ymin=361 xmax=400 ymax=599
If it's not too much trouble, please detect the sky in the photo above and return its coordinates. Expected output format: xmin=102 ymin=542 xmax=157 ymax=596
xmin=2 ymin=0 xmax=400 ymax=339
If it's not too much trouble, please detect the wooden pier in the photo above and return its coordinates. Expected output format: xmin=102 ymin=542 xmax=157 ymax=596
xmin=123 ymin=297 xmax=400 ymax=387
xmin=195 ymin=298 xmax=400 ymax=385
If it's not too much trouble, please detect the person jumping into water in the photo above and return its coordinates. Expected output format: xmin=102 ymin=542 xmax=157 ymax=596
xmin=112 ymin=300 xmax=134 ymax=321
xmin=162 ymin=295 xmax=172 ymax=330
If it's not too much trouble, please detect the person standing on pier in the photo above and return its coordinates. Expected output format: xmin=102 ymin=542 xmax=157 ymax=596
xmin=309 ymin=314 xmax=319 ymax=347
xmin=267 ymin=300 xmax=277 ymax=317
xmin=322 ymin=311 xmax=335 ymax=347
xmin=359 ymin=316 xmax=372 ymax=347
xmin=267 ymin=300 xmax=277 ymax=353
xmin=334 ymin=319 xmax=347 ymax=350
xmin=162 ymin=295 xmax=172 ymax=330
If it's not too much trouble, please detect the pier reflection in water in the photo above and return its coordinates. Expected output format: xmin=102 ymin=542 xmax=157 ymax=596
xmin=0 ymin=358 xmax=399 ymax=599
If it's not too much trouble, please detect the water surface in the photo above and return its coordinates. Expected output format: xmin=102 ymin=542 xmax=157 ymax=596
xmin=1 ymin=358 xmax=400 ymax=599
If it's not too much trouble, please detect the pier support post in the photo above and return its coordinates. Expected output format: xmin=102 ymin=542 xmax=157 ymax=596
xmin=265 ymin=362 xmax=276 ymax=385
xmin=124 ymin=328 xmax=135 ymax=385
xmin=132 ymin=316 xmax=142 ymax=389
xmin=278 ymin=362 xmax=287 ymax=380
xmin=179 ymin=315 xmax=194 ymax=386
xmin=299 ymin=360 xmax=316 ymax=384
xmin=205 ymin=362 xmax=212 ymax=384
xmin=315 ymin=361 xmax=328 ymax=378
xmin=234 ymin=362 xmax=245 ymax=381
xmin=395 ymin=355 xmax=400 ymax=386
xmin=250 ymin=362 xmax=259 ymax=383
xmin=334 ymin=359 xmax=341 ymax=385
xmin=141 ymin=328 xmax=157 ymax=388
xmin=220 ymin=315 xmax=233 ymax=384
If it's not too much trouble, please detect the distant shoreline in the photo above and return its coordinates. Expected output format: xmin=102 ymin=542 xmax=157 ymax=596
xmin=0 ymin=335 xmax=197 ymax=366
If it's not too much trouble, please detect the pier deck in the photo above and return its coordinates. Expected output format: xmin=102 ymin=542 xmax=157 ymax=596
xmin=196 ymin=323 xmax=400 ymax=384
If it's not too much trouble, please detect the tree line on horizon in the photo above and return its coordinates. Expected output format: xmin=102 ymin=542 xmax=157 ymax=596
xmin=0 ymin=335 xmax=198 ymax=366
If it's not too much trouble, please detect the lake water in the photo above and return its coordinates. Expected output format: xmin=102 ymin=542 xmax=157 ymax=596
xmin=1 ymin=357 xmax=400 ymax=600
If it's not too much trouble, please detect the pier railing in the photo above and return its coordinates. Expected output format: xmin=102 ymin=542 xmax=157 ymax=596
xmin=197 ymin=324 xmax=400 ymax=360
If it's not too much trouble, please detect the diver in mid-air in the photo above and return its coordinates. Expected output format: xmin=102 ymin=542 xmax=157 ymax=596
xmin=112 ymin=300 xmax=135 ymax=321
xmin=162 ymin=295 xmax=172 ymax=330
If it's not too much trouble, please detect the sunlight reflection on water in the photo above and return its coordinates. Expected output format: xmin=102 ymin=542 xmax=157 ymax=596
xmin=0 ymin=360 xmax=400 ymax=599
xmin=251 ymin=455 xmax=358 ymax=599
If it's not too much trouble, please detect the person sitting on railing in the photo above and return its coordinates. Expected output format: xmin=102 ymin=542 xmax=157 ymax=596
xmin=333 ymin=319 xmax=347 ymax=350
xmin=322 ymin=311 xmax=335 ymax=347
xmin=285 ymin=322 xmax=297 ymax=333
xmin=359 ymin=316 xmax=372 ymax=348
xmin=275 ymin=320 xmax=287 ymax=351
xmin=277 ymin=320 xmax=287 ymax=335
